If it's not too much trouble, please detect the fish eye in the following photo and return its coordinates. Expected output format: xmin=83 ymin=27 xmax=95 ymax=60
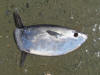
xmin=74 ymin=32 xmax=78 ymax=37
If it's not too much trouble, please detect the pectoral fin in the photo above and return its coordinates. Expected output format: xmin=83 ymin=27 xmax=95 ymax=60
xmin=46 ymin=30 xmax=62 ymax=38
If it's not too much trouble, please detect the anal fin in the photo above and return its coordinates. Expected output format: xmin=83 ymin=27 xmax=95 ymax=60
xmin=20 ymin=51 xmax=27 ymax=67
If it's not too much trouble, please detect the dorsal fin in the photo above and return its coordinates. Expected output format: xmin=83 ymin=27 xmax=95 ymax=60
xmin=13 ymin=9 xmax=24 ymax=28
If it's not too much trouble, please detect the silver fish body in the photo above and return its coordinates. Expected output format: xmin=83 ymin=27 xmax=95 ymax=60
xmin=15 ymin=25 xmax=87 ymax=56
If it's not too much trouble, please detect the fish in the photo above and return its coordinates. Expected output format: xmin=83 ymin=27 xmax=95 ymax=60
xmin=13 ymin=10 xmax=88 ymax=66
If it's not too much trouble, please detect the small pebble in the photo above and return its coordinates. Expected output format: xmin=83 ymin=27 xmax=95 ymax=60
xmin=93 ymin=39 xmax=96 ymax=42
xmin=0 ymin=35 xmax=3 ymax=38
xmin=92 ymin=28 xmax=96 ymax=32
xmin=85 ymin=49 xmax=88 ymax=53
xmin=94 ymin=24 xmax=97 ymax=28
xmin=99 ymin=25 xmax=100 ymax=30
xmin=98 ymin=38 xmax=100 ymax=40
xmin=95 ymin=51 xmax=100 ymax=57
xmin=44 ymin=72 xmax=51 ymax=75
xmin=70 ymin=16 xmax=74 ymax=19
xmin=24 ymin=68 xmax=28 ymax=73
xmin=92 ymin=24 xmax=98 ymax=32
xmin=6 ymin=35 xmax=9 ymax=38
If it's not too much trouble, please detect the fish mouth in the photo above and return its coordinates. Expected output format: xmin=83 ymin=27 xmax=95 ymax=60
xmin=83 ymin=34 xmax=88 ymax=40
xmin=80 ymin=34 xmax=88 ymax=45
xmin=79 ymin=32 xmax=88 ymax=40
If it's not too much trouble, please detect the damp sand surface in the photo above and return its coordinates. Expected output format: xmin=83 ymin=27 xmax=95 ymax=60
xmin=0 ymin=0 xmax=100 ymax=75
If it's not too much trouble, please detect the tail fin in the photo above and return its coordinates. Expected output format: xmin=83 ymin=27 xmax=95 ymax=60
xmin=13 ymin=9 xmax=24 ymax=28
